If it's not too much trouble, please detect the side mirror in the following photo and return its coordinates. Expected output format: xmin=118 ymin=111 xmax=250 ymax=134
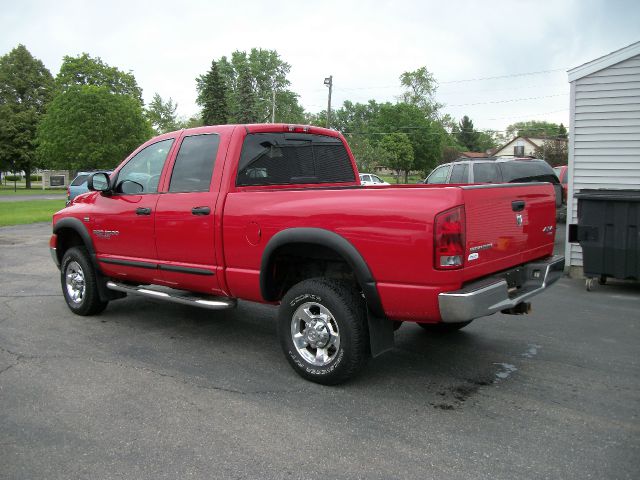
xmin=553 ymin=183 xmax=563 ymax=208
xmin=88 ymin=172 xmax=111 ymax=192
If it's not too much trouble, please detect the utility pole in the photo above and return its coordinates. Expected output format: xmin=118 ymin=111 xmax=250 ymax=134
xmin=324 ymin=75 xmax=333 ymax=128
xmin=271 ymin=88 xmax=276 ymax=123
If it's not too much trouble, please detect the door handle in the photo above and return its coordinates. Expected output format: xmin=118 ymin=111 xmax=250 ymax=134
xmin=511 ymin=200 xmax=525 ymax=212
xmin=191 ymin=206 xmax=211 ymax=216
xmin=136 ymin=207 xmax=152 ymax=215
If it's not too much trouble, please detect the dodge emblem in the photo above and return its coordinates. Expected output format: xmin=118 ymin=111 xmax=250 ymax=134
xmin=516 ymin=214 xmax=523 ymax=226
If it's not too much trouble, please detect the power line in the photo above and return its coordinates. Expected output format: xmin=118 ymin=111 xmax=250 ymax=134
xmin=439 ymin=68 xmax=565 ymax=84
xmin=446 ymin=93 xmax=568 ymax=107
xmin=309 ymin=67 xmax=565 ymax=93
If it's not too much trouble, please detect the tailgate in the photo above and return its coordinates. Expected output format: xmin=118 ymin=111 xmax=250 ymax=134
xmin=460 ymin=183 xmax=556 ymax=282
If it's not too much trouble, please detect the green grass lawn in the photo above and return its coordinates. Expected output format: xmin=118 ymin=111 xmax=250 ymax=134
xmin=0 ymin=199 xmax=66 ymax=227
xmin=378 ymin=174 xmax=423 ymax=184
xmin=0 ymin=185 xmax=67 ymax=196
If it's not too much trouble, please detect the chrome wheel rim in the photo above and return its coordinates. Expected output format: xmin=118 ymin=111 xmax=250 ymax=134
xmin=65 ymin=261 xmax=86 ymax=304
xmin=291 ymin=302 xmax=340 ymax=367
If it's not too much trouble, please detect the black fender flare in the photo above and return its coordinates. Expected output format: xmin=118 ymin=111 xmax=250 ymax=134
xmin=260 ymin=228 xmax=383 ymax=315
xmin=53 ymin=217 xmax=97 ymax=264
xmin=260 ymin=228 xmax=393 ymax=356
xmin=53 ymin=217 xmax=119 ymax=302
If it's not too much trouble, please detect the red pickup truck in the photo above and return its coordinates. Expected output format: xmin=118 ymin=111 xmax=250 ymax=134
xmin=50 ymin=124 xmax=564 ymax=384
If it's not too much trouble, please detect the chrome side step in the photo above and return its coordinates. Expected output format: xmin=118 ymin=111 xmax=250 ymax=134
xmin=106 ymin=281 xmax=237 ymax=310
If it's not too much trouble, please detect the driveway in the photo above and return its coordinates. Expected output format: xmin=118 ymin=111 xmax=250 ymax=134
xmin=0 ymin=223 xmax=638 ymax=480
xmin=0 ymin=194 xmax=66 ymax=202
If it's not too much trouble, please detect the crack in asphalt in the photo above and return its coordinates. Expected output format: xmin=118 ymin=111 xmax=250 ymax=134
xmin=0 ymin=345 xmax=304 ymax=396
xmin=0 ymin=362 xmax=18 ymax=376
xmin=0 ymin=294 xmax=62 ymax=298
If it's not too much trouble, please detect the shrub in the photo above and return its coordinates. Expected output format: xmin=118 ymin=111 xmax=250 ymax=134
xmin=5 ymin=175 xmax=21 ymax=182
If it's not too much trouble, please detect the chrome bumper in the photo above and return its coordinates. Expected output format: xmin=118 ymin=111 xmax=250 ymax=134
xmin=438 ymin=255 xmax=565 ymax=323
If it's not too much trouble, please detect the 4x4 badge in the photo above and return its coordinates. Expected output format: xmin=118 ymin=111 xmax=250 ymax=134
xmin=516 ymin=214 xmax=523 ymax=226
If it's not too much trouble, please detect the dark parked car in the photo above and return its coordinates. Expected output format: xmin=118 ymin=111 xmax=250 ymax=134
xmin=423 ymin=157 xmax=563 ymax=207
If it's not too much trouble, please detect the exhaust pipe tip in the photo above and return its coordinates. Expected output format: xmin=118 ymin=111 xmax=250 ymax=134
xmin=501 ymin=302 xmax=532 ymax=315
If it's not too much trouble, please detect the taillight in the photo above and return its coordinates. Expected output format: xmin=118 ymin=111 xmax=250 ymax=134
xmin=434 ymin=206 xmax=465 ymax=269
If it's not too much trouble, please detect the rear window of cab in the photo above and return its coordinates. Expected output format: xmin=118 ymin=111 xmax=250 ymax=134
xmin=236 ymin=133 xmax=355 ymax=186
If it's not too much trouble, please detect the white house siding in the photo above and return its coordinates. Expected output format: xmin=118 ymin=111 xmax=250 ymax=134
xmin=566 ymin=53 xmax=640 ymax=274
xmin=493 ymin=137 xmax=544 ymax=157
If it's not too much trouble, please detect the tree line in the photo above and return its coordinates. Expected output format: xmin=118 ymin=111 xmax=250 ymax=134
xmin=0 ymin=44 xmax=568 ymax=187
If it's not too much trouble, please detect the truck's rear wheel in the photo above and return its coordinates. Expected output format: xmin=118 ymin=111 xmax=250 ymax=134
xmin=278 ymin=278 xmax=369 ymax=385
xmin=61 ymin=247 xmax=108 ymax=316
xmin=418 ymin=320 xmax=472 ymax=333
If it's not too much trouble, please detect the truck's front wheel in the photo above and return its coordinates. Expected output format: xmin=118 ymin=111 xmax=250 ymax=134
xmin=278 ymin=279 xmax=369 ymax=385
xmin=61 ymin=247 xmax=108 ymax=316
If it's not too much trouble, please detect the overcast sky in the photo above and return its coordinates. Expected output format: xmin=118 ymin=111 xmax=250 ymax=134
xmin=2 ymin=0 xmax=639 ymax=133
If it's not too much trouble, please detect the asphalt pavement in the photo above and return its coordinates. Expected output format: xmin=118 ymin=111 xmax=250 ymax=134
xmin=0 ymin=194 xmax=66 ymax=202
xmin=0 ymin=222 xmax=638 ymax=480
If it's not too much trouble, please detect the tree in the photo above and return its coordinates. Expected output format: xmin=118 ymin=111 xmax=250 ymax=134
xmin=533 ymin=139 xmax=568 ymax=167
xmin=56 ymin=53 xmax=143 ymax=105
xmin=146 ymin=93 xmax=179 ymax=134
xmin=476 ymin=132 xmax=498 ymax=152
xmin=37 ymin=85 xmax=152 ymax=172
xmin=379 ymin=133 xmax=414 ymax=183
xmin=235 ymin=63 xmax=257 ymax=123
xmin=373 ymin=102 xmax=444 ymax=175
xmin=37 ymin=55 xmax=151 ymax=172
xmin=399 ymin=66 xmax=443 ymax=120
xmin=454 ymin=115 xmax=480 ymax=151
xmin=558 ymin=123 xmax=568 ymax=139
xmin=347 ymin=136 xmax=380 ymax=173
xmin=0 ymin=44 xmax=53 ymax=188
xmin=196 ymin=60 xmax=228 ymax=125
xmin=198 ymin=49 xmax=305 ymax=124
xmin=506 ymin=120 xmax=564 ymax=139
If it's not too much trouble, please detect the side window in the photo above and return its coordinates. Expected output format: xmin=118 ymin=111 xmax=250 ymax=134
xmin=501 ymin=161 xmax=557 ymax=183
xmin=362 ymin=175 xmax=371 ymax=182
xmin=426 ymin=165 xmax=451 ymax=184
xmin=237 ymin=133 xmax=355 ymax=186
xmin=473 ymin=163 xmax=499 ymax=183
xmin=449 ymin=164 xmax=469 ymax=183
xmin=169 ymin=134 xmax=220 ymax=193
xmin=371 ymin=175 xmax=382 ymax=183
xmin=116 ymin=139 xmax=174 ymax=194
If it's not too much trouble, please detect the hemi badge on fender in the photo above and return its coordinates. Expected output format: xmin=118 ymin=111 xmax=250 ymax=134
xmin=93 ymin=229 xmax=119 ymax=239
xmin=470 ymin=243 xmax=493 ymax=253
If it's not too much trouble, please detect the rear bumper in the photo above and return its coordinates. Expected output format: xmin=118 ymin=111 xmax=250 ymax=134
xmin=438 ymin=255 xmax=565 ymax=323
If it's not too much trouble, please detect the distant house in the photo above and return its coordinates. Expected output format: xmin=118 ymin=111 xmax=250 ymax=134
xmin=459 ymin=151 xmax=489 ymax=159
xmin=492 ymin=136 xmax=561 ymax=157
xmin=565 ymin=41 xmax=640 ymax=277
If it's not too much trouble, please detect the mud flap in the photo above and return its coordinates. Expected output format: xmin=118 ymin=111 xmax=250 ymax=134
xmin=367 ymin=311 xmax=394 ymax=357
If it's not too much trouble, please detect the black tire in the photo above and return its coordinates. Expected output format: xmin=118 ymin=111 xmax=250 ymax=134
xmin=278 ymin=278 xmax=369 ymax=385
xmin=60 ymin=246 xmax=108 ymax=316
xmin=418 ymin=320 xmax=472 ymax=334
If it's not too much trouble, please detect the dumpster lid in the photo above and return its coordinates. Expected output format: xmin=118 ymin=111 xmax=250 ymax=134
xmin=575 ymin=189 xmax=640 ymax=202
